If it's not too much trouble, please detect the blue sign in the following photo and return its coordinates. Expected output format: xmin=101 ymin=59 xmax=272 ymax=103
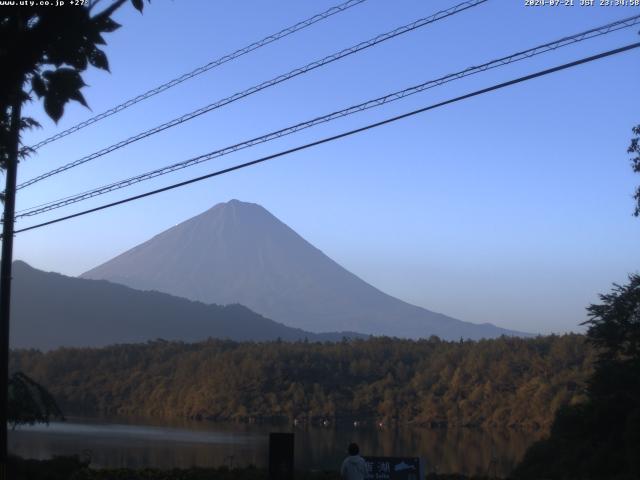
xmin=363 ymin=456 xmax=423 ymax=480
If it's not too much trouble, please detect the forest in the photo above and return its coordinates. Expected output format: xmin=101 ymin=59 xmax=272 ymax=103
xmin=11 ymin=334 xmax=592 ymax=430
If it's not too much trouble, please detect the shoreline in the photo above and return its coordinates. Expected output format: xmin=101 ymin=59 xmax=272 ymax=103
xmin=9 ymin=456 xmax=513 ymax=480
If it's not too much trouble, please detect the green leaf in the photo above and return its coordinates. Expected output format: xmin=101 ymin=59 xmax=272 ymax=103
xmin=88 ymin=48 xmax=110 ymax=72
xmin=67 ymin=50 xmax=89 ymax=71
xmin=69 ymin=90 xmax=89 ymax=108
xmin=20 ymin=117 xmax=41 ymax=131
xmin=42 ymin=68 xmax=89 ymax=121
xmin=44 ymin=96 xmax=64 ymax=123
xmin=93 ymin=32 xmax=107 ymax=46
xmin=131 ymin=0 xmax=144 ymax=12
xmin=46 ymin=68 xmax=87 ymax=91
xmin=31 ymin=75 xmax=46 ymax=98
xmin=95 ymin=16 xmax=121 ymax=33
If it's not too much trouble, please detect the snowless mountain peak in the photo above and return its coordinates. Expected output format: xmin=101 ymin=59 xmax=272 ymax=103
xmin=82 ymin=200 xmax=529 ymax=340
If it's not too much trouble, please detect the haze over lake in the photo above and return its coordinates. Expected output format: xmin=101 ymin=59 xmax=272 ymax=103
xmin=8 ymin=417 xmax=541 ymax=477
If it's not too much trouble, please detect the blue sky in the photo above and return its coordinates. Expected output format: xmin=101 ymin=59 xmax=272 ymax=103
xmin=14 ymin=0 xmax=640 ymax=334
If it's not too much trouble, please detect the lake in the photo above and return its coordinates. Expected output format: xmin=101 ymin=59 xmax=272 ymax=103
xmin=8 ymin=416 xmax=542 ymax=477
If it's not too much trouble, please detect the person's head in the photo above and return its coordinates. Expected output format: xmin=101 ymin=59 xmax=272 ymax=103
xmin=347 ymin=443 xmax=359 ymax=456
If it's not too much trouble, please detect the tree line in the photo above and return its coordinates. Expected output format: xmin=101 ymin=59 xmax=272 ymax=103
xmin=11 ymin=334 xmax=592 ymax=430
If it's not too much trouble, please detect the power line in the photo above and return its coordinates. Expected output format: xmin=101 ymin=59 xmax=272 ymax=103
xmin=27 ymin=0 xmax=369 ymax=152
xmin=15 ymin=14 xmax=640 ymax=219
xmin=12 ymin=42 xmax=640 ymax=236
xmin=16 ymin=0 xmax=487 ymax=191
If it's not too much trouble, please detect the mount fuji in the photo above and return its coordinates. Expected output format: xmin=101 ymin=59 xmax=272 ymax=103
xmin=82 ymin=200 xmax=527 ymax=340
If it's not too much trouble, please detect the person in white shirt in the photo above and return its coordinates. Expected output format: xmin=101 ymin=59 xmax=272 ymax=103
xmin=340 ymin=443 xmax=367 ymax=480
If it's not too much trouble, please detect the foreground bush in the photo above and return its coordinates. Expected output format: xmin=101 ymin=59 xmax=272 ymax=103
xmin=514 ymin=276 xmax=640 ymax=480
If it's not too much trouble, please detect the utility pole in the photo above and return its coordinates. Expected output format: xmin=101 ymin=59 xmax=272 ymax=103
xmin=0 ymin=94 xmax=22 ymax=480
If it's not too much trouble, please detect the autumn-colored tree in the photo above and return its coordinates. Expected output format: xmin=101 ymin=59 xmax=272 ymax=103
xmin=11 ymin=335 xmax=592 ymax=429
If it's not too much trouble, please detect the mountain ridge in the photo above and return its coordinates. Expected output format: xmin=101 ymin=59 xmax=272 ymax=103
xmin=10 ymin=260 xmax=365 ymax=350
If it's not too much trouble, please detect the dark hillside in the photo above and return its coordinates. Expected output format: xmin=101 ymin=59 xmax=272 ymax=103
xmin=10 ymin=261 xmax=361 ymax=349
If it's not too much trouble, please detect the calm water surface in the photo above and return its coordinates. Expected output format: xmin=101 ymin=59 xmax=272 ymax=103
xmin=8 ymin=416 xmax=542 ymax=476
